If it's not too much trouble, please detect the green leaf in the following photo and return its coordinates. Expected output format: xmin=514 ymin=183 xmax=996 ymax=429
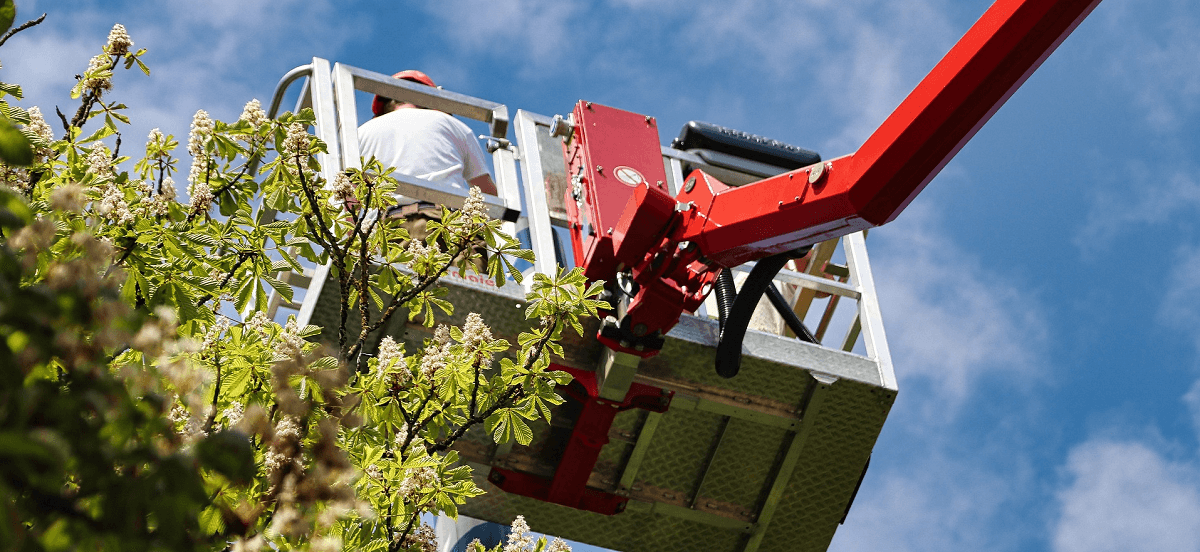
xmin=199 ymin=505 xmax=226 ymax=535
xmin=0 ymin=0 xmax=15 ymax=36
xmin=218 ymin=192 xmax=237 ymax=217
xmin=263 ymin=274 xmax=293 ymax=303
xmin=235 ymin=276 xmax=255 ymax=313
xmin=222 ymin=366 xmax=253 ymax=397
xmin=0 ymin=118 xmax=32 ymax=166
xmin=173 ymin=284 xmax=203 ymax=323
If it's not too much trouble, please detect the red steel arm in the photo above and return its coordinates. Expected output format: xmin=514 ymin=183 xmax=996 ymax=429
xmin=566 ymin=0 xmax=1103 ymax=354
xmin=680 ymin=0 xmax=1103 ymax=267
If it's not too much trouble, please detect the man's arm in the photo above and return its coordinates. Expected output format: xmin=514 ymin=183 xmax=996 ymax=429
xmin=469 ymin=174 xmax=498 ymax=196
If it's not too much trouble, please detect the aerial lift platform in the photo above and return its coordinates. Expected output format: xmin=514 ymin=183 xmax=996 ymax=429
xmin=262 ymin=0 xmax=1100 ymax=550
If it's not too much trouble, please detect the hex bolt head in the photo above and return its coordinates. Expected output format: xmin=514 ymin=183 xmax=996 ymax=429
xmin=632 ymin=323 xmax=649 ymax=337
xmin=684 ymin=176 xmax=697 ymax=193
xmin=596 ymin=165 xmax=604 ymax=174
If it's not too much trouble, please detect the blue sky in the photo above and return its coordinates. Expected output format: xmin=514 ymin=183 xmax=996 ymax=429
xmin=8 ymin=0 xmax=1200 ymax=550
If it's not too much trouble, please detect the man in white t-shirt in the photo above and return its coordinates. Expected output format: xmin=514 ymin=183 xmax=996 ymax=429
xmin=359 ymin=70 xmax=495 ymax=267
xmin=359 ymin=70 xmax=497 ymax=204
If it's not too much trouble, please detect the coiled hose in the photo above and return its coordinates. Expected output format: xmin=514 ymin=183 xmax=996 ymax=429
xmin=714 ymin=249 xmax=816 ymax=378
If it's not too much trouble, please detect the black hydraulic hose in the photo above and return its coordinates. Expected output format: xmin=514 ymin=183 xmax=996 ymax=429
xmin=714 ymin=269 xmax=737 ymax=335
xmin=764 ymin=283 xmax=818 ymax=344
xmin=714 ymin=248 xmax=813 ymax=378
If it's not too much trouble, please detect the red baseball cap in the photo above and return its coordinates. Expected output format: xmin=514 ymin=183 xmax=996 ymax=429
xmin=372 ymin=70 xmax=437 ymax=116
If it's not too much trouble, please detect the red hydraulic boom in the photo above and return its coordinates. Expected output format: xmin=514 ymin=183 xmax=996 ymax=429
xmin=561 ymin=0 xmax=1102 ymax=358
xmin=489 ymin=0 xmax=1103 ymax=519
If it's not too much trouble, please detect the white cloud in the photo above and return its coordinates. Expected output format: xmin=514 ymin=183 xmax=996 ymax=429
xmin=420 ymin=0 xmax=579 ymax=70
xmin=1160 ymin=244 xmax=1200 ymax=352
xmin=658 ymin=0 xmax=957 ymax=151
xmin=831 ymin=451 xmax=1031 ymax=552
xmin=871 ymin=199 xmax=1049 ymax=415
xmin=1099 ymin=0 xmax=1200 ymax=133
xmin=1052 ymin=439 xmax=1200 ymax=552
xmin=2 ymin=0 xmax=360 ymax=152
xmin=1074 ymin=166 xmax=1200 ymax=253
xmin=1186 ymin=379 xmax=1200 ymax=440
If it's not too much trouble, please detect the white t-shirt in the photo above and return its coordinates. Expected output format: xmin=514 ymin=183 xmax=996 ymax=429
xmin=358 ymin=108 xmax=490 ymax=195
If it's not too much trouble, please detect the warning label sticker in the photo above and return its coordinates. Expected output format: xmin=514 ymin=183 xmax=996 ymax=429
xmin=613 ymin=166 xmax=646 ymax=187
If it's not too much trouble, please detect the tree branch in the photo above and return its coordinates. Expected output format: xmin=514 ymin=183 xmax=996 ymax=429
xmin=0 ymin=13 xmax=47 ymax=49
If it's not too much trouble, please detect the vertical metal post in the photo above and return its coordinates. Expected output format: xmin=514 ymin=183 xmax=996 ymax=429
xmin=844 ymin=232 xmax=896 ymax=389
xmin=296 ymin=58 xmax=341 ymax=327
xmin=513 ymin=111 xmax=559 ymax=279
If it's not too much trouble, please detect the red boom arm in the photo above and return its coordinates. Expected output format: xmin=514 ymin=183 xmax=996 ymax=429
xmin=563 ymin=0 xmax=1102 ymax=355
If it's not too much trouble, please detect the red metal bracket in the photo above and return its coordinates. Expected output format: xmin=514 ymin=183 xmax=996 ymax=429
xmin=488 ymin=364 xmax=672 ymax=515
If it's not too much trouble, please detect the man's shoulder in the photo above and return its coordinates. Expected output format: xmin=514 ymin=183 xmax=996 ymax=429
xmin=361 ymin=109 xmax=469 ymax=133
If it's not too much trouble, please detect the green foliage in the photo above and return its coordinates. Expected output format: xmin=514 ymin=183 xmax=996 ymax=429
xmin=0 ymin=20 xmax=594 ymax=552
xmin=0 ymin=1 xmax=15 ymax=36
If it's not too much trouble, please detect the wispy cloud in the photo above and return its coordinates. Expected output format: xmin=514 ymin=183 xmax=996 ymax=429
xmin=1074 ymin=164 xmax=1200 ymax=254
xmin=1098 ymin=0 xmax=1200 ymax=134
xmin=1160 ymin=244 xmax=1200 ymax=352
xmin=420 ymin=0 xmax=580 ymax=71
xmin=1052 ymin=438 xmax=1200 ymax=552
xmin=871 ymin=199 xmax=1050 ymax=415
xmin=832 ymin=451 xmax=1034 ymax=552
xmin=3 ymin=0 xmax=362 ymax=149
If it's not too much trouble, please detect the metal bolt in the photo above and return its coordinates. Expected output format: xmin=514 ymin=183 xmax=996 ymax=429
xmin=632 ymin=323 xmax=649 ymax=337
xmin=607 ymin=227 xmax=613 ymax=235
xmin=684 ymin=177 xmax=697 ymax=192
xmin=645 ymin=116 xmax=655 ymax=125
xmin=586 ymin=101 xmax=593 ymax=109
xmin=549 ymin=114 xmax=574 ymax=139
xmin=656 ymin=180 xmax=664 ymax=188
xmin=778 ymin=200 xmax=784 ymax=208
xmin=596 ymin=165 xmax=604 ymax=173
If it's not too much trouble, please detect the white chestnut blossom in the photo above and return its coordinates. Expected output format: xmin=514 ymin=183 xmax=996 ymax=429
xmin=418 ymin=325 xmax=453 ymax=379
xmin=329 ymin=172 xmax=355 ymax=208
xmin=378 ymin=336 xmax=405 ymax=370
xmin=26 ymin=107 xmax=54 ymax=161
xmin=222 ymin=400 xmax=244 ymax=428
xmin=275 ymin=318 xmax=306 ymax=357
xmin=239 ymin=98 xmax=268 ymax=129
xmin=245 ymin=311 xmax=272 ymax=336
xmin=201 ymin=319 xmax=230 ymax=353
xmin=83 ymin=53 xmax=112 ymax=93
xmin=105 ymin=24 xmax=133 ymax=56
xmin=0 ymin=166 xmax=30 ymax=193
xmin=398 ymin=522 xmax=437 ymax=552
xmin=399 ymin=466 xmax=438 ymax=499
xmin=462 ymin=186 xmax=487 ymax=221
xmin=503 ymin=516 xmax=535 ymax=552
xmin=49 ymin=184 xmax=84 ymax=212
xmin=187 ymin=110 xmax=214 ymax=157
xmin=86 ymin=146 xmax=113 ymax=177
